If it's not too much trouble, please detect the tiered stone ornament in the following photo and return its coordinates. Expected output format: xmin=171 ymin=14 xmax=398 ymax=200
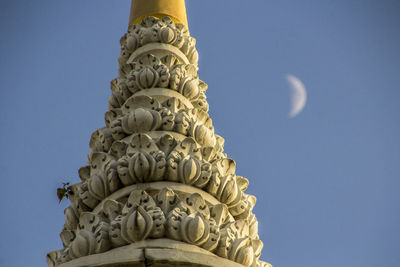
xmin=47 ymin=1 xmax=271 ymax=266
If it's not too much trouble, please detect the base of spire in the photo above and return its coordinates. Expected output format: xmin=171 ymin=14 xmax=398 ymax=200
xmin=49 ymin=239 xmax=254 ymax=267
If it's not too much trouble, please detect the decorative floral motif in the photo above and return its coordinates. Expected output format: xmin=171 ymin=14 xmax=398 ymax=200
xmin=107 ymin=94 xmax=215 ymax=145
xmin=112 ymin=52 xmax=208 ymax=112
xmin=119 ymin=17 xmax=198 ymax=66
xmin=53 ymin=189 xmax=263 ymax=267
xmin=74 ymin=131 xmax=255 ymax=228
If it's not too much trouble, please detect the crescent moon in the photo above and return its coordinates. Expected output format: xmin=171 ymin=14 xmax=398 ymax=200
xmin=286 ymin=74 xmax=307 ymax=118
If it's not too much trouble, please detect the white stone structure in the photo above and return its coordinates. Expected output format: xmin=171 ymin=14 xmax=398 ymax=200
xmin=47 ymin=2 xmax=271 ymax=267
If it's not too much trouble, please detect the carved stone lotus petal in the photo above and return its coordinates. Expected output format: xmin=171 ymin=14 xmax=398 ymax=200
xmin=229 ymin=238 xmax=254 ymax=267
xmin=60 ymin=229 xmax=75 ymax=247
xmin=121 ymin=205 xmax=153 ymax=242
xmin=209 ymin=203 xmax=231 ymax=226
xmin=79 ymin=182 xmax=99 ymax=209
xmin=230 ymin=193 xmax=256 ymax=219
xmin=178 ymin=155 xmax=201 ymax=185
xmin=179 ymin=77 xmax=200 ymax=100
xmin=107 ymin=170 xmax=120 ymax=192
xmin=78 ymin=165 xmax=90 ymax=181
xmin=159 ymin=26 xmax=176 ymax=44
xmin=122 ymin=108 xmax=152 ymax=133
xmin=181 ymin=212 xmax=209 ymax=245
xmin=251 ymin=239 xmax=263 ymax=259
xmin=217 ymin=175 xmax=240 ymax=205
xmin=46 ymin=250 xmax=61 ymax=267
xmin=125 ymin=35 xmax=138 ymax=52
xmin=129 ymin=152 xmax=152 ymax=182
xmin=193 ymin=162 xmax=212 ymax=188
xmin=192 ymin=124 xmax=215 ymax=147
xmin=121 ymin=108 xmax=162 ymax=133
xmin=127 ymin=150 xmax=165 ymax=183
xmin=69 ymin=230 xmax=95 ymax=259
xmin=146 ymin=109 xmax=163 ymax=131
xmin=201 ymin=146 xmax=216 ymax=162
xmin=137 ymin=66 xmax=159 ymax=89
xmin=154 ymin=187 xmax=179 ymax=215
xmin=236 ymin=176 xmax=249 ymax=192
xmin=64 ymin=206 xmax=79 ymax=230
xmin=88 ymin=172 xmax=111 ymax=201
xmin=229 ymin=199 xmax=251 ymax=219
xmin=206 ymin=173 xmax=221 ymax=197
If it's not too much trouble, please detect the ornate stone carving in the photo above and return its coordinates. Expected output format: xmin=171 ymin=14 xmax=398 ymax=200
xmin=49 ymin=16 xmax=270 ymax=267
xmin=52 ymin=189 xmax=264 ymax=267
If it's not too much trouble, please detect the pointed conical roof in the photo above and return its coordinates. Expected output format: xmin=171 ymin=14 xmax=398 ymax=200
xmin=47 ymin=2 xmax=271 ymax=267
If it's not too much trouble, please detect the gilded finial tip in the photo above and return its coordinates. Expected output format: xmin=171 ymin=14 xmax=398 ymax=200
xmin=129 ymin=0 xmax=188 ymax=27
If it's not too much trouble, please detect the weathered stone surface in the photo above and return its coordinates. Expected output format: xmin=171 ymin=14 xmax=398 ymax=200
xmin=49 ymin=13 xmax=271 ymax=267
xmin=54 ymin=239 xmax=258 ymax=267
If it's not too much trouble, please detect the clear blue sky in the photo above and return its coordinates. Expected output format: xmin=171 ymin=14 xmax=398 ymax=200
xmin=0 ymin=1 xmax=399 ymax=266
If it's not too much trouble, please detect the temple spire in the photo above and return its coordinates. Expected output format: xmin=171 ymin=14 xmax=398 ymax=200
xmin=47 ymin=1 xmax=271 ymax=266
xmin=129 ymin=0 xmax=188 ymax=27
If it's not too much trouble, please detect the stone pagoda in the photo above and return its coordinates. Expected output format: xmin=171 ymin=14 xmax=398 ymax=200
xmin=47 ymin=1 xmax=271 ymax=266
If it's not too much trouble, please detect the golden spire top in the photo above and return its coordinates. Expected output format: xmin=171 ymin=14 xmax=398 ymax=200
xmin=129 ymin=0 xmax=188 ymax=27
